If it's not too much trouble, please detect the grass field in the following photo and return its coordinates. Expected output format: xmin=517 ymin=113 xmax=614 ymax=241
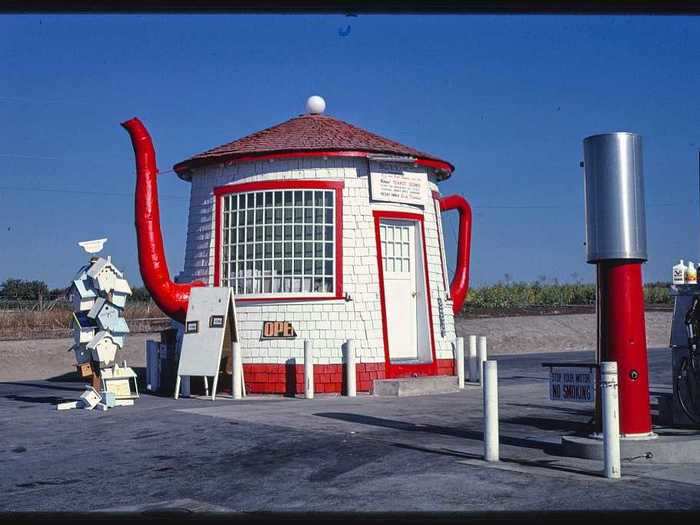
xmin=0 ymin=281 xmax=673 ymax=340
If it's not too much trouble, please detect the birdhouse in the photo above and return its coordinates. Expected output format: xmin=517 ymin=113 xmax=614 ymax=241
xmin=110 ymin=277 xmax=132 ymax=308
xmin=69 ymin=276 xmax=98 ymax=312
xmin=72 ymin=311 xmax=98 ymax=345
xmin=87 ymin=297 xmax=121 ymax=332
xmin=101 ymin=364 xmax=139 ymax=400
xmin=71 ymin=343 xmax=92 ymax=365
xmin=87 ymin=330 xmax=119 ymax=367
xmin=87 ymin=257 xmax=124 ymax=294
xmin=122 ymin=96 xmax=473 ymax=395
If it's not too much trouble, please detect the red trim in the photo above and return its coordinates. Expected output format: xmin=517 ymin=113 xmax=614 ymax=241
xmin=431 ymin=191 xmax=450 ymax=298
xmin=372 ymin=210 xmax=438 ymax=379
xmin=213 ymin=180 xmax=344 ymax=301
xmin=175 ymin=150 xmax=454 ymax=177
xmin=439 ymin=194 xmax=472 ymax=314
xmin=234 ymin=296 xmax=344 ymax=304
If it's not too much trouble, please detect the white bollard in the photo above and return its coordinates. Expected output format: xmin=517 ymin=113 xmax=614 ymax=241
xmin=346 ymin=339 xmax=356 ymax=397
xmin=232 ymin=342 xmax=242 ymax=400
xmin=482 ymin=360 xmax=499 ymax=462
xmin=468 ymin=335 xmax=478 ymax=383
xmin=601 ymin=361 xmax=621 ymax=479
xmin=304 ymin=339 xmax=314 ymax=399
xmin=478 ymin=336 xmax=488 ymax=385
xmin=455 ymin=337 xmax=465 ymax=389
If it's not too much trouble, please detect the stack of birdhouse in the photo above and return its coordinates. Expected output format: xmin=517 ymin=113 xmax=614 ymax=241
xmin=64 ymin=241 xmax=139 ymax=410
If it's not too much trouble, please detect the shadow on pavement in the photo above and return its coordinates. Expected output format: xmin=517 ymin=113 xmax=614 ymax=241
xmin=391 ymin=442 xmax=602 ymax=479
xmin=0 ymin=381 xmax=86 ymax=393
xmin=504 ymin=402 xmax=592 ymax=417
xmin=314 ymin=412 xmax=562 ymax=454
xmin=2 ymin=394 xmax=70 ymax=405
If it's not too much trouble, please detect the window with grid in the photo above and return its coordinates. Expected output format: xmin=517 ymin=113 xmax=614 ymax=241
xmin=220 ymin=188 xmax=336 ymax=296
xmin=380 ymin=223 xmax=411 ymax=273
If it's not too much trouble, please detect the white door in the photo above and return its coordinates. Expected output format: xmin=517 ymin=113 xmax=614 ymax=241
xmin=380 ymin=220 xmax=418 ymax=360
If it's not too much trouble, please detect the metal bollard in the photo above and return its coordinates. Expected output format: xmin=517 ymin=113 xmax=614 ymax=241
xmin=601 ymin=361 xmax=621 ymax=479
xmin=478 ymin=336 xmax=488 ymax=385
xmin=232 ymin=342 xmax=242 ymax=400
xmin=304 ymin=339 xmax=314 ymax=399
xmin=455 ymin=337 xmax=465 ymax=389
xmin=483 ymin=360 xmax=499 ymax=462
xmin=346 ymin=339 xmax=356 ymax=397
xmin=468 ymin=335 xmax=478 ymax=383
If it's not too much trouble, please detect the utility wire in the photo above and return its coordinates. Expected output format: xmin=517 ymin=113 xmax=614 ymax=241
xmin=0 ymin=186 xmax=187 ymax=200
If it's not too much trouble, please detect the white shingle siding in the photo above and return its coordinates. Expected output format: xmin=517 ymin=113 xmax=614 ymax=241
xmin=179 ymin=157 xmax=457 ymax=366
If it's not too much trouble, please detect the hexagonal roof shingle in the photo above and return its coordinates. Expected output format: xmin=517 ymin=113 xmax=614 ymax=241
xmin=173 ymin=113 xmax=453 ymax=179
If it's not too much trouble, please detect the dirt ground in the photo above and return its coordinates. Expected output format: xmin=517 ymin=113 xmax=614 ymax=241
xmin=0 ymin=311 xmax=672 ymax=381
xmin=456 ymin=310 xmax=672 ymax=355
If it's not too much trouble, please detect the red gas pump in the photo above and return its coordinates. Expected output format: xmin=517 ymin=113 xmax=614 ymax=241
xmin=583 ymin=133 xmax=654 ymax=438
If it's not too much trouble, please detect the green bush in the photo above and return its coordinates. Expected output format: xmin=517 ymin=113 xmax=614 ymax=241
xmin=464 ymin=281 xmax=671 ymax=309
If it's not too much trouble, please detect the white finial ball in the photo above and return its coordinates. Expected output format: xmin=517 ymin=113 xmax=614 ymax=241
xmin=306 ymin=95 xmax=326 ymax=114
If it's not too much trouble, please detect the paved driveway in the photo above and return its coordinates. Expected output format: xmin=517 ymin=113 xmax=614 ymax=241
xmin=1 ymin=347 xmax=698 ymax=512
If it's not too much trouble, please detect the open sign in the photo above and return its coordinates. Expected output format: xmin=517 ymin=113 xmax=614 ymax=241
xmin=261 ymin=321 xmax=297 ymax=339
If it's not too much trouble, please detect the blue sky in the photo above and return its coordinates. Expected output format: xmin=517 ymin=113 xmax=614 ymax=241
xmin=1 ymin=14 xmax=699 ymax=289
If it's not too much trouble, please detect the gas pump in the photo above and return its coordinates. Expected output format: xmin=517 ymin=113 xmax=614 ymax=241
xmin=583 ymin=132 xmax=654 ymax=438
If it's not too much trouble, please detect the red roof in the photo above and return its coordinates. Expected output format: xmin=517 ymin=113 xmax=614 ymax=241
xmin=173 ymin=113 xmax=454 ymax=178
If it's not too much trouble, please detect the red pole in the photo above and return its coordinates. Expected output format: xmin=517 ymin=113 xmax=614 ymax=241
xmin=597 ymin=261 xmax=652 ymax=436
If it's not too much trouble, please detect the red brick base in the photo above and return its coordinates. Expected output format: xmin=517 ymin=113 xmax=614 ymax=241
xmin=237 ymin=358 xmax=456 ymax=395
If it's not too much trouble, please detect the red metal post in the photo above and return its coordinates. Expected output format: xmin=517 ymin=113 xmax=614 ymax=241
xmin=597 ymin=261 xmax=652 ymax=436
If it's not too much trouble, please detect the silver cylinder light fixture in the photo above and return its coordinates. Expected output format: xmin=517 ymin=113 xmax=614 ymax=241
xmin=582 ymin=132 xmax=647 ymax=263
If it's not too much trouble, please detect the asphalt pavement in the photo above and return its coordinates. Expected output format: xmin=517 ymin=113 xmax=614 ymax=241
xmin=1 ymin=347 xmax=699 ymax=513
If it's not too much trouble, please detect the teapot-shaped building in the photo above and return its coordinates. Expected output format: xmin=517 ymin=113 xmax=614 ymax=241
xmin=122 ymin=97 xmax=472 ymax=394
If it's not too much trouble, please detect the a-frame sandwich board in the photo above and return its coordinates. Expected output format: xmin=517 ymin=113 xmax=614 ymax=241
xmin=174 ymin=287 xmax=240 ymax=401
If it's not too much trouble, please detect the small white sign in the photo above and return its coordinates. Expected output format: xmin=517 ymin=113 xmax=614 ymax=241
xmin=549 ymin=367 xmax=595 ymax=402
xmin=370 ymin=170 xmax=427 ymax=206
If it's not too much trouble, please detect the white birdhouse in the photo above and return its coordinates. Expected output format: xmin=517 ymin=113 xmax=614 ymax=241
xmin=101 ymin=363 xmax=139 ymax=399
xmin=87 ymin=257 xmax=124 ymax=294
xmin=69 ymin=277 xmax=98 ymax=312
xmin=72 ymin=311 xmax=98 ymax=345
xmin=79 ymin=386 xmax=102 ymax=410
xmin=110 ymin=278 xmax=132 ymax=308
xmin=87 ymin=331 xmax=119 ymax=367
xmin=88 ymin=298 xmax=122 ymax=332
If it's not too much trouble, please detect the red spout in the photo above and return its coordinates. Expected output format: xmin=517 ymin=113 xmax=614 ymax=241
xmin=121 ymin=117 xmax=204 ymax=323
xmin=440 ymin=194 xmax=472 ymax=314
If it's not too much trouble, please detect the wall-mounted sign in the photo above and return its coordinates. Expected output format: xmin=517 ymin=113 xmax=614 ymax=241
xmin=369 ymin=170 xmax=427 ymax=206
xmin=548 ymin=366 xmax=595 ymax=402
xmin=209 ymin=315 xmax=225 ymax=328
xmin=261 ymin=321 xmax=297 ymax=339
xmin=185 ymin=320 xmax=199 ymax=334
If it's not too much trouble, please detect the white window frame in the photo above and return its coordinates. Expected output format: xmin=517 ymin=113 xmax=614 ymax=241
xmin=215 ymin=181 xmax=343 ymax=300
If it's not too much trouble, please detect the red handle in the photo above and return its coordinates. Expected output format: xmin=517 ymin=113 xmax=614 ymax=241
xmin=439 ymin=194 xmax=472 ymax=314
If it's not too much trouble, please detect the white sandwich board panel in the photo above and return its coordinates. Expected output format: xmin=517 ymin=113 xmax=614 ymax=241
xmin=175 ymin=287 xmax=240 ymax=401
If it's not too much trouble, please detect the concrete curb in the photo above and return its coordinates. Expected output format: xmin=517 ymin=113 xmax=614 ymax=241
xmin=561 ymin=427 xmax=700 ymax=463
xmin=372 ymin=375 xmax=464 ymax=396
